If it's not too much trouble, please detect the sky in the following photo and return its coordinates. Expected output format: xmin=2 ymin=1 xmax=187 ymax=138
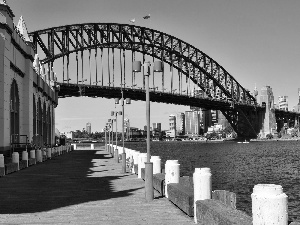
xmin=7 ymin=0 xmax=300 ymax=133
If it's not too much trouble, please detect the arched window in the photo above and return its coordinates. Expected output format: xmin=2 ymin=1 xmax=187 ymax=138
xmin=10 ymin=80 xmax=19 ymax=144
xmin=47 ymin=106 xmax=51 ymax=146
xmin=33 ymin=94 xmax=36 ymax=145
xmin=43 ymin=102 xmax=47 ymax=146
xmin=38 ymin=98 xmax=42 ymax=147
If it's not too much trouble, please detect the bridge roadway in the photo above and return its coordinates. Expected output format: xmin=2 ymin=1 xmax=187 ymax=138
xmin=0 ymin=146 xmax=193 ymax=224
xmin=58 ymin=82 xmax=259 ymax=111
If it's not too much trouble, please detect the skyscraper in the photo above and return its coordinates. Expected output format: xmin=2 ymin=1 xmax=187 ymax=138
xmin=152 ymin=123 xmax=161 ymax=132
xmin=185 ymin=111 xmax=200 ymax=135
xmin=278 ymin=96 xmax=288 ymax=111
xmin=176 ymin=113 xmax=185 ymax=135
xmin=86 ymin=122 xmax=91 ymax=134
xmin=169 ymin=115 xmax=176 ymax=132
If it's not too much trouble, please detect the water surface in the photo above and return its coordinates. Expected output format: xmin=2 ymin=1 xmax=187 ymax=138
xmin=124 ymin=141 xmax=300 ymax=221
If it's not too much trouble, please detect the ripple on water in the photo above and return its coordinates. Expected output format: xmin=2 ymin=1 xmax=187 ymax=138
xmin=125 ymin=141 xmax=300 ymax=222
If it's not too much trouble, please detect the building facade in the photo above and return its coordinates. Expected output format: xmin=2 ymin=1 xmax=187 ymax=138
xmin=176 ymin=113 xmax=185 ymax=135
xmin=278 ymin=96 xmax=288 ymax=111
xmin=86 ymin=122 xmax=91 ymax=134
xmin=0 ymin=2 xmax=58 ymax=154
xmin=185 ymin=110 xmax=200 ymax=135
xmin=152 ymin=122 xmax=161 ymax=132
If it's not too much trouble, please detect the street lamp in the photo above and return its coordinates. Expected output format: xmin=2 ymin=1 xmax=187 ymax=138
xmin=115 ymin=96 xmax=131 ymax=173
xmin=107 ymin=120 xmax=113 ymax=157
xmin=133 ymin=60 xmax=163 ymax=201
xmin=104 ymin=125 xmax=108 ymax=152
xmin=111 ymin=110 xmax=122 ymax=163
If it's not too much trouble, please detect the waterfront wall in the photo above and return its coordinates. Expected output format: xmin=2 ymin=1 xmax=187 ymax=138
xmin=109 ymin=144 xmax=299 ymax=225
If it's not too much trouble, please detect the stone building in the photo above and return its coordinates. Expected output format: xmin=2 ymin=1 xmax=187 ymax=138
xmin=0 ymin=2 xmax=58 ymax=155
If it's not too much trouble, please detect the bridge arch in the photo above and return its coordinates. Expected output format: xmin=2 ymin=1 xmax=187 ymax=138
xmin=29 ymin=23 xmax=262 ymax=138
xmin=29 ymin=23 xmax=256 ymax=106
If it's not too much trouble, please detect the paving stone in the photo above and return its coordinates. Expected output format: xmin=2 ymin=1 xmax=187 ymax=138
xmin=0 ymin=147 xmax=194 ymax=224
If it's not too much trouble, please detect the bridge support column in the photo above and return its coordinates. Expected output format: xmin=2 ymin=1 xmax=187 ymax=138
xmin=259 ymin=86 xmax=277 ymax=138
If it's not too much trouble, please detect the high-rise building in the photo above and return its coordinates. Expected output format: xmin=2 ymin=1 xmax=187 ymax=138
xmin=169 ymin=115 xmax=176 ymax=132
xmin=185 ymin=111 xmax=200 ymax=135
xmin=152 ymin=123 xmax=161 ymax=132
xmin=278 ymin=96 xmax=288 ymax=111
xmin=86 ymin=122 xmax=91 ymax=134
xmin=176 ymin=113 xmax=185 ymax=135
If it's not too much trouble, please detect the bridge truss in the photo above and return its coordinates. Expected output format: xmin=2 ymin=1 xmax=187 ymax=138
xmin=29 ymin=23 xmax=263 ymax=138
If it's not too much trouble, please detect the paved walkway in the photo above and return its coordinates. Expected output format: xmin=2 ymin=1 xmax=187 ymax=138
xmin=0 ymin=147 xmax=194 ymax=224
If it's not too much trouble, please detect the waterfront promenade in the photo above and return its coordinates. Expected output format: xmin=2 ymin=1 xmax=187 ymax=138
xmin=0 ymin=147 xmax=194 ymax=225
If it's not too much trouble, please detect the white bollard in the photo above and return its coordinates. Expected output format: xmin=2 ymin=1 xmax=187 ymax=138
xmin=193 ymin=167 xmax=212 ymax=223
xmin=132 ymin=151 xmax=140 ymax=173
xmin=151 ymin=156 xmax=161 ymax=174
xmin=22 ymin=151 xmax=28 ymax=167
xmin=138 ymin=153 xmax=147 ymax=178
xmin=42 ymin=149 xmax=46 ymax=159
xmin=0 ymin=154 xmax=4 ymax=168
xmin=36 ymin=150 xmax=42 ymax=163
xmin=251 ymin=184 xmax=288 ymax=225
xmin=47 ymin=148 xmax=52 ymax=158
xmin=30 ymin=150 xmax=36 ymax=161
xmin=165 ymin=160 xmax=179 ymax=198
xmin=12 ymin=152 xmax=19 ymax=170
xmin=91 ymin=144 xmax=94 ymax=150
xmin=73 ymin=144 xmax=77 ymax=150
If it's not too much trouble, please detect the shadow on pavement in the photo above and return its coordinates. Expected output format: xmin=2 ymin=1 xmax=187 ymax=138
xmin=0 ymin=150 xmax=142 ymax=214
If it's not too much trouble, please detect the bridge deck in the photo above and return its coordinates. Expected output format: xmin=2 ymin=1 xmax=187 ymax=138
xmin=0 ymin=147 xmax=193 ymax=224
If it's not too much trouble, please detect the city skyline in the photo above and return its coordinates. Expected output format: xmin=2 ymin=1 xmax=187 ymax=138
xmin=8 ymin=0 xmax=300 ymax=133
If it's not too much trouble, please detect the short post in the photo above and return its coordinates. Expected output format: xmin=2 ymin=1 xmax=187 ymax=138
xmin=91 ymin=143 xmax=94 ymax=150
xmin=47 ymin=148 xmax=52 ymax=159
xmin=42 ymin=148 xmax=47 ymax=159
xmin=165 ymin=160 xmax=179 ymax=198
xmin=193 ymin=167 xmax=212 ymax=223
xmin=115 ymin=147 xmax=119 ymax=163
xmin=145 ymin=162 xmax=154 ymax=200
xmin=22 ymin=151 xmax=28 ymax=167
xmin=12 ymin=152 xmax=19 ymax=170
xmin=251 ymin=184 xmax=288 ymax=225
xmin=30 ymin=150 xmax=36 ymax=164
xmin=0 ymin=154 xmax=4 ymax=168
xmin=36 ymin=149 xmax=42 ymax=163
xmin=0 ymin=154 xmax=4 ymax=176
xmin=150 ymin=156 xmax=161 ymax=174
xmin=138 ymin=153 xmax=147 ymax=178
xmin=132 ymin=151 xmax=139 ymax=174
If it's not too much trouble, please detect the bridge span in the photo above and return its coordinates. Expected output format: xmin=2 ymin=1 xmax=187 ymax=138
xmin=0 ymin=1 xmax=299 ymax=156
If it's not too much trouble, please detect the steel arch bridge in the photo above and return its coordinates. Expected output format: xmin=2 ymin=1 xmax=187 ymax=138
xmin=29 ymin=23 xmax=264 ymax=138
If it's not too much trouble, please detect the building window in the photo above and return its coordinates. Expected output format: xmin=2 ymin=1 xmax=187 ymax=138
xmin=47 ymin=106 xmax=51 ymax=146
xmin=33 ymin=94 xmax=36 ymax=145
xmin=38 ymin=98 xmax=42 ymax=147
xmin=10 ymin=80 xmax=19 ymax=143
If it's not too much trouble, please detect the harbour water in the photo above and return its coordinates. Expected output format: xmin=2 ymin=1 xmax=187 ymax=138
xmin=124 ymin=140 xmax=300 ymax=222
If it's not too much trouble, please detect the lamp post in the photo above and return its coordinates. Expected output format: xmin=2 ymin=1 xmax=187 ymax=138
xmin=111 ymin=110 xmax=121 ymax=163
xmin=111 ymin=119 xmax=116 ymax=157
xmin=115 ymin=95 xmax=131 ymax=173
xmin=133 ymin=60 xmax=163 ymax=201
xmin=104 ymin=125 xmax=108 ymax=152
xmin=107 ymin=120 xmax=113 ymax=157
